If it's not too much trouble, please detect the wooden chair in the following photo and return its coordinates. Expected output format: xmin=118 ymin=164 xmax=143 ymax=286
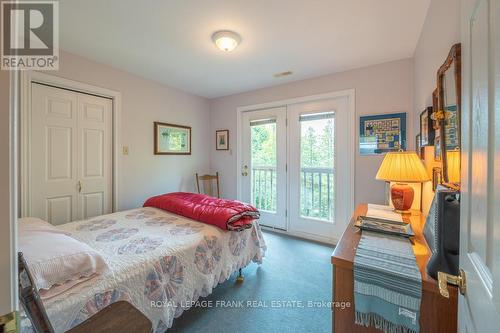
xmin=196 ymin=172 xmax=220 ymax=198
xmin=18 ymin=252 xmax=153 ymax=333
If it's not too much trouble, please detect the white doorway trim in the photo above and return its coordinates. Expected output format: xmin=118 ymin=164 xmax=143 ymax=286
xmin=20 ymin=71 xmax=122 ymax=216
xmin=6 ymin=71 xmax=20 ymax=315
xmin=235 ymin=89 xmax=356 ymax=243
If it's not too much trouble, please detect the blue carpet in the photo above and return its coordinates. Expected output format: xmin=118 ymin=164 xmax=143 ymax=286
xmin=168 ymin=231 xmax=334 ymax=333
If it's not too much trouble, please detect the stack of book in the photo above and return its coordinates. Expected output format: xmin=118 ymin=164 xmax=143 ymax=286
xmin=355 ymin=204 xmax=414 ymax=237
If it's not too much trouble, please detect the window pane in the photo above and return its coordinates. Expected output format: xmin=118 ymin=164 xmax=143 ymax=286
xmin=300 ymin=113 xmax=335 ymax=221
xmin=251 ymin=120 xmax=277 ymax=212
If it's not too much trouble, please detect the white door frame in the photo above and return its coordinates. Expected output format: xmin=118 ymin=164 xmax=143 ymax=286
xmin=236 ymin=89 xmax=355 ymax=244
xmin=20 ymin=71 xmax=122 ymax=216
xmin=1 ymin=71 xmax=19 ymax=320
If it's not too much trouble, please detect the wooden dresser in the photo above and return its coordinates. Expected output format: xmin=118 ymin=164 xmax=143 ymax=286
xmin=331 ymin=204 xmax=457 ymax=333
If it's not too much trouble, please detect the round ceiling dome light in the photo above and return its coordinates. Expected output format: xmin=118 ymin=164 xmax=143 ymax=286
xmin=212 ymin=30 xmax=241 ymax=52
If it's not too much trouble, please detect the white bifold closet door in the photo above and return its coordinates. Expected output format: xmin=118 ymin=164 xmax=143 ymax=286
xmin=30 ymin=83 xmax=112 ymax=225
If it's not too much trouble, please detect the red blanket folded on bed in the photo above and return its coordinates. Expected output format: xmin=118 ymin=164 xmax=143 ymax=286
xmin=143 ymin=192 xmax=259 ymax=231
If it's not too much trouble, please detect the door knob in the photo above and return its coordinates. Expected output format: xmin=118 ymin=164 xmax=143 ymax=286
xmin=438 ymin=269 xmax=466 ymax=298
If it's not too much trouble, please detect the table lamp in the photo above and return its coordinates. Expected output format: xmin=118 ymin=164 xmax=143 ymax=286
xmin=376 ymin=151 xmax=430 ymax=213
xmin=446 ymin=149 xmax=461 ymax=184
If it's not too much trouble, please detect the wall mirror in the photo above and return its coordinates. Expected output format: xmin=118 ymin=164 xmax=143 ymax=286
xmin=436 ymin=43 xmax=461 ymax=185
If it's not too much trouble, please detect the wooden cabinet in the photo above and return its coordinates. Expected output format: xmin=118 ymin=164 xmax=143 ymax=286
xmin=331 ymin=204 xmax=457 ymax=333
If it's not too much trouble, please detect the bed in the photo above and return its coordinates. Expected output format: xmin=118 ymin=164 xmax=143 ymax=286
xmin=21 ymin=206 xmax=267 ymax=333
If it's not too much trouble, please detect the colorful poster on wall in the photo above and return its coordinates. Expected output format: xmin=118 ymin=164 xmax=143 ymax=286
xmin=444 ymin=105 xmax=458 ymax=149
xmin=359 ymin=112 xmax=407 ymax=155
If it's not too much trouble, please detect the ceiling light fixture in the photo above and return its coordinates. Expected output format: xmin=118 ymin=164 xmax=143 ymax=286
xmin=212 ymin=30 xmax=241 ymax=52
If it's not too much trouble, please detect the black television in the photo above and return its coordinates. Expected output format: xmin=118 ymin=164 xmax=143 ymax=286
xmin=423 ymin=185 xmax=460 ymax=279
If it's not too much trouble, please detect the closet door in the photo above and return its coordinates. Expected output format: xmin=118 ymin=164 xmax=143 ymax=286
xmin=30 ymin=83 xmax=112 ymax=224
xmin=77 ymin=93 xmax=112 ymax=220
xmin=31 ymin=84 xmax=79 ymax=224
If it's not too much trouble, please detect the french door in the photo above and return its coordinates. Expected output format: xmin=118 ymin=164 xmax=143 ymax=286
xmin=288 ymin=98 xmax=349 ymax=240
xmin=241 ymin=107 xmax=287 ymax=229
xmin=240 ymin=95 xmax=353 ymax=242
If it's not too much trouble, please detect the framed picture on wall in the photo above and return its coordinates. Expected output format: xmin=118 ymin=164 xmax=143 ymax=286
xmin=359 ymin=112 xmax=407 ymax=155
xmin=420 ymin=107 xmax=435 ymax=146
xmin=154 ymin=122 xmax=191 ymax=155
xmin=216 ymin=130 xmax=229 ymax=150
xmin=443 ymin=105 xmax=459 ymax=150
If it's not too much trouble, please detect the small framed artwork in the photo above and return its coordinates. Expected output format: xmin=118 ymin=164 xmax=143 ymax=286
xmin=420 ymin=107 xmax=435 ymax=146
xmin=432 ymin=167 xmax=443 ymax=192
xmin=416 ymin=134 xmax=422 ymax=158
xmin=434 ymin=135 xmax=442 ymax=161
xmin=359 ymin=112 xmax=406 ymax=155
xmin=216 ymin=130 xmax=229 ymax=150
xmin=154 ymin=122 xmax=191 ymax=155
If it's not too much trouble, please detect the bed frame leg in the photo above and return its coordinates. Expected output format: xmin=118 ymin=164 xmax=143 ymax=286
xmin=236 ymin=268 xmax=244 ymax=283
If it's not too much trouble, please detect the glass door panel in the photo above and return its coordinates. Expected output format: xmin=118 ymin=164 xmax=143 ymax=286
xmin=299 ymin=112 xmax=335 ymax=222
xmin=241 ymin=107 xmax=287 ymax=229
xmin=288 ymin=97 xmax=349 ymax=242
xmin=250 ymin=119 xmax=277 ymax=213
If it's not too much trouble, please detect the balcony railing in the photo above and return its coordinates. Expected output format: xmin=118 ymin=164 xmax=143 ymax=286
xmin=251 ymin=166 xmax=334 ymax=221
xmin=252 ymin=166 xmax=277 ymax=212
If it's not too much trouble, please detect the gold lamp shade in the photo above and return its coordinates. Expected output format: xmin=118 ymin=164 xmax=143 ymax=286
xmin=446 ymin=150 xmax=461 ymax=183
xmin=376 ymin=151 xmax=430 ymax=183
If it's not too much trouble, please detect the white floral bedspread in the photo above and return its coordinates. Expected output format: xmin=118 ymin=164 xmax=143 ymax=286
xmin=21 ymin=207 xmax=266 ymax=333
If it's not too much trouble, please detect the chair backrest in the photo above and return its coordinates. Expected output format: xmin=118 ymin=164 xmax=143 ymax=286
xmin=18 ymin=252 xmax=55 ymax=333
xmin=195 ymin=172 xmax=220 ymax=198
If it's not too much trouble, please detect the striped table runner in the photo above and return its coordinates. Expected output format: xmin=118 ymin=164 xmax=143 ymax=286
xmin=354 ymin=231 xmax=422 ymax=333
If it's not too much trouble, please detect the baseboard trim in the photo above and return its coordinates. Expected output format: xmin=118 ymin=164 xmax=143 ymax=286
xmin=260 ymin=225 xmax=338 ymax=246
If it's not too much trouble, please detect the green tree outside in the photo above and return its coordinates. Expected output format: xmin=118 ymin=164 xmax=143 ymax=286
xmin=250 ymin=118 xmax=335 ymax=221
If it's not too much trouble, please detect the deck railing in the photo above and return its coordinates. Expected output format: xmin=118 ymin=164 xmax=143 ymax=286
xmin=251 ymin=166 xmax=334 ymax=221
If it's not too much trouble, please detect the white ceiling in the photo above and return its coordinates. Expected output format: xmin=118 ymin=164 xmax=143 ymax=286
xmin=59 ymin=0 xmax=431 ymax=98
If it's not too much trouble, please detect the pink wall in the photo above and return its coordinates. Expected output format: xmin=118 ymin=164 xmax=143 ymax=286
xmin=413 ymin=0 xmax=460 ymax=124
xmin=42 ymin=52 xmax=211 ymax=210
xmin=413 ymin=0 xmax=460 ymax=214
xmin=209 ymin=58 xmax=414 ymax=206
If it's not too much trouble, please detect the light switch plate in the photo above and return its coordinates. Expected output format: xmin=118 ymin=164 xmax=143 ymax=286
xmin=123 ymin=146 xmax=129 ymax=155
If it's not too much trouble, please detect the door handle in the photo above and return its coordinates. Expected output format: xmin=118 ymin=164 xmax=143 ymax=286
xmin=77 ymin=180 xmax=82 ymax=193
xmin=438 ymin=269 xmax=466 ymax=298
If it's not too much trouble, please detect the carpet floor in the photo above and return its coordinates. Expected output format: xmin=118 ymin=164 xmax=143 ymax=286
xmin=168 ymin=230 xmax=335 ymax=333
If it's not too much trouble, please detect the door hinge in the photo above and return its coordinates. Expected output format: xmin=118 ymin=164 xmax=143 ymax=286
xmin=285 ymin=164 xmax=288 ymax=172
xmin=438 ymin=269 xmax=466 ymax=298
xmin=285 ymin=209 xmax=288 ymax=217
xmin=286 ymin=118 xmax=288 ymax=126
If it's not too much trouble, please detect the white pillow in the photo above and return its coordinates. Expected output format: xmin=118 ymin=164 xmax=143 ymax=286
xmin=18 ymin=217 xmax=108 ymax=291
